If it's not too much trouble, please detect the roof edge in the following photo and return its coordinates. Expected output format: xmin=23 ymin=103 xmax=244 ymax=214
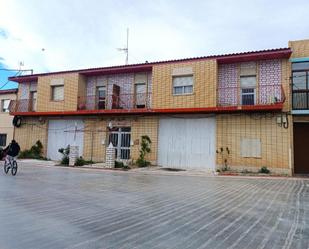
xmin=0 ymin=88 xmax=18 ymax=94
xmin=9 ymin=47 xmax=292 ymax=83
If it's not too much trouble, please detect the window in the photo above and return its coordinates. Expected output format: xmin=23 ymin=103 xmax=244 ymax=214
xmin=96 ymin=86 xmax=106 ymax=109
xmin=240 ymin=62 xmax=256 ymax=105
xmin=240 ymin=138 xmax=261 ymax=158
xmin=135 ymin=83 xmax=146 ymax=108
xmin=173 ymin=75 xmax=193 ymax=95
xmin=240 ymin=76 xmax=256 ymax=105
xmin=0 ymin=134 xmax=7 ymax=147
xmin=1 ymin=99 xmax=10 ymax=112
xmin=292 ymin=62 xmax=309 ymax=110
xmin=30 ymin=91 xmax=37 ymax=111
xmin=51 ymin=85 xmax=64 ymax=101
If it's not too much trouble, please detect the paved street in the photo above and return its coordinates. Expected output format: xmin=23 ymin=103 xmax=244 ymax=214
xmin=0 ymin=161 xmax=308 ymax=249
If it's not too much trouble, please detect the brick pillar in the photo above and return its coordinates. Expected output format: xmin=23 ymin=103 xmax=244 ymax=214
xmin=106 ymin=142 xmax=115 ymax=168
xmin=69 ymin=145 xmax=79 ymax=166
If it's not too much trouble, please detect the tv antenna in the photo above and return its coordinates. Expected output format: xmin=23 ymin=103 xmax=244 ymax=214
xmin=117 ymin=28 xmax=129 ymax=65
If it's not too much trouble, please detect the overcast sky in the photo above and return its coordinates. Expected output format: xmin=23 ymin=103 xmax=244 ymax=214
xmin=0 ymin=0 xmax=309 ymax=88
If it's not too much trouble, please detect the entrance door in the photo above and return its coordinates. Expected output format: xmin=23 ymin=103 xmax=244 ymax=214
xmin=158 ymin=117 xmax=216 ymax=170
xmin=294 ymin=122 xmax=309 ymax=174
xmin=109 ymin=127 xmax=131 ymax=160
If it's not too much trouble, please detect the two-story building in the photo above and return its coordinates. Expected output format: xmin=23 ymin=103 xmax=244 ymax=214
xmin=8 ymin=39 xmax=309 ymax=175
xmin=0 ymin=88 xmax=18 ymax=148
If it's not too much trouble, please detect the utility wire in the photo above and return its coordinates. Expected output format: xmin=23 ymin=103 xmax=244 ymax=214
xmin=0 ymin=70 xmax=22 ymax=90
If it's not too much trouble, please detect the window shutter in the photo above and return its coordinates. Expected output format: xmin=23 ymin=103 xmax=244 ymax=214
xmin=173 ymin=76 xmax=193 ymax=87
xmin=135 ymin=83 xmax=146 ymax=93
xmin=240 ymin=62 xmax=256 ymax=76
xmin=240 ymin=76 xmax=256 ymax=88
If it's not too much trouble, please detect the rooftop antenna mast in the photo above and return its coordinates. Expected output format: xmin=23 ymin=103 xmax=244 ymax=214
xmin=117 ymin=28 xmax=129 ymax=65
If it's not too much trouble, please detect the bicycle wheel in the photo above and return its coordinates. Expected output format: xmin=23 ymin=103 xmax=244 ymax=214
xmin=11 ymin=161 xmax=18 ymax=176
xmin=4 ymin=161 xmax=10 ymax=174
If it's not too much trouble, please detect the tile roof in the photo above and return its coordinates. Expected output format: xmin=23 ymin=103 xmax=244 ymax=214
xmin=9 ymin=47 xmax=292 ymax=82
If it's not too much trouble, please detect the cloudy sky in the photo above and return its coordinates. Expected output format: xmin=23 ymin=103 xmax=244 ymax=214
xmin=0 ymin=0 xmax=309 ymax=89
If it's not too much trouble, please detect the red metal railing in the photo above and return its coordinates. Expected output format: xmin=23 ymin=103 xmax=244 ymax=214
xmin=77 ymin=93 xmax=152 ymax=111
xmin=9 ymin=99 xmax=37 ymax=113
xmin=217 ymin=84 xmax=285 ymax=107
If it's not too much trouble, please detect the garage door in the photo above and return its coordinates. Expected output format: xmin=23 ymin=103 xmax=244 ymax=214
xmin=47 ymin=120 xmax=84 ymax=161
xmin=294 ymin=122 xmax=309 ymax=174
xmin=158 ymin=117 xmax=216 ymax=170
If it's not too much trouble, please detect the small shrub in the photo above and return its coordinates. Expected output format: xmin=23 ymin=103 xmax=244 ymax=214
xmin=18 ymin=140 xmax=44 ymax=159
xmin=58 ymin=146 xmax=70 ymax=165
xmin=259 ymin=166 xmax=270 ymax=174
xmin=115 ymin=161 xmax=124 ymax=168
xmin=136 ymin=135 xmax=152 ymax=167
xmin=221 ymin=165 xmax=230 ymax=172
xmin=136 ymin=158 xmax=150 ymax=167
xmin=114 ymin=160 xmax=130 ymax=170
xmin=74 ymin=157 xmax=86 ymax=166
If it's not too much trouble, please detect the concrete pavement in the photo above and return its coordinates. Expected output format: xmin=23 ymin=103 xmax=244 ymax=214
xmin=0 ymin=161 xmax=308 ymax=249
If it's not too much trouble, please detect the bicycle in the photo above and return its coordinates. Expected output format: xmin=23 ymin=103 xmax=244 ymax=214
xmin=4 ymin=156 xmax=18 ymax=176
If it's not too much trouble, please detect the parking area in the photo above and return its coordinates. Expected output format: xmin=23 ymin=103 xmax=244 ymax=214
xmin=0 ymin=161 xmax=308 ymax=249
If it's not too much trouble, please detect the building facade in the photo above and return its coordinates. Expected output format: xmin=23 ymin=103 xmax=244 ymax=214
xmin=8 ymin=39 xmax=309 ymax=175
xmin=0 ymin=89 xmax=17 ymax=148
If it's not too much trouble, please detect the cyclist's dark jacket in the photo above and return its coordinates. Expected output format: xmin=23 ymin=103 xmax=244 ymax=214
xmin=5 ymin=142 xmax=20 ymax=157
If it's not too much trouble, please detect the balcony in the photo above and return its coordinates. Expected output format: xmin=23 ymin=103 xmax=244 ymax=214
xmin=9 ymin=99 xmax=37 ymax=113
xmin=77 ymin=93 xmax=152 ymax=111
xmin=217 ymin=84 xmax=285 ymax=108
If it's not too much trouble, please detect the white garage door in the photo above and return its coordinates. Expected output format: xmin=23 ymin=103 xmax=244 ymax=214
xmin=47 ymin=120 xmax=84 ymax=160
xmin=158 ymin=117 xmax=216 ymax=170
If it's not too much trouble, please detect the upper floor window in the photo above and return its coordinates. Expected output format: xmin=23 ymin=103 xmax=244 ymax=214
xmin=292 ymin=62 xmax=309 ymax=110
xmin=1 ymin=99 xmax=10 ymax=112
xmin=30 ymin=91 xmax=37 ymax=111
xmin=50 ymin=78 xmax=64 ymax=101
xmin=240 ymin=62 xmax=256 ymax=105
xmin=173 ymin=75 xmax=193 ymax=95
xmin=96 ymin=86 xmax=106 ymax=110
xmin=51 ymin=85 xmax=64 ymax=101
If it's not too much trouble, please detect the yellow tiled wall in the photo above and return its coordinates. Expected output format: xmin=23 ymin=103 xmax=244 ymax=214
xmin=82 ymin=116 xmax=158 ymax=163
xmin=14 ymin=117 xmax=48 ymax=154
xmin=36 ymin=73 xmax=80 ymax=112
xmin=83 ymin=119 xmax=107 ymax=162
xmin=131 ymin=116 xmax=158 ymax=162
xmin=281 ymin=59 xmax=291 ymax=111
xmin=289 ymin=39 xmax=309 ymax=58
xmin=216 ymin=113 xmax=292 ymax=174
xmin=152 ymin=60 xmax=217 ymax=109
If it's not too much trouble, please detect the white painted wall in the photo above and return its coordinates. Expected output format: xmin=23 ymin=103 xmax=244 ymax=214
xmin=47 ymin=120 xmax=84 ymax=161
xmin=158 ymin=117 xmax=216 ymax=170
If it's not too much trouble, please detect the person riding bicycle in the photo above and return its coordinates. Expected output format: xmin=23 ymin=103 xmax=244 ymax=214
xmin=4 ymin=140 xmax=20 ymax=160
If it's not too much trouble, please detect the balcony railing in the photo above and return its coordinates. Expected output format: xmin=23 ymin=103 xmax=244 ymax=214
xmin=77 ymin=93 xmax=152 ymax=111
xmin=217 ymin=84 xmax=285 ymax=107
xmin=9 ymin=99 xmax=37 ymax=113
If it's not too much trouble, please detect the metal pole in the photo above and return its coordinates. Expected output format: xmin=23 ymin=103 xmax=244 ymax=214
xmin=90 ymin=130 xmax=94 ymax=163
xmin=126 ymin=28 xmax=129 ymax=65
